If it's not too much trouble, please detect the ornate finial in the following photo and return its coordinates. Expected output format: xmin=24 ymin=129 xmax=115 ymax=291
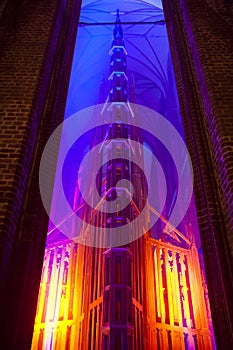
xmin=112 ymin=9 xmax=124 ymax=41
xmin=116 ymin=9 xmax=120 ymax=22
xmin=110 ymin=9 xmax=124 ymax=21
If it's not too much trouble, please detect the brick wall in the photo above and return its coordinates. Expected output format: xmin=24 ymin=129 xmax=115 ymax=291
xmin=0 ymin=0 xmax=55 ymax=286
xmin=162 ymin=0 xmax=233 ymax=347
xmin=0 ymin=0 xmax=81 ymax=348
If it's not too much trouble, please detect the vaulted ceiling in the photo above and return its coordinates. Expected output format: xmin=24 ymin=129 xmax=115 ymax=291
xmin=65 ymin=0 xmax=181 ymax=133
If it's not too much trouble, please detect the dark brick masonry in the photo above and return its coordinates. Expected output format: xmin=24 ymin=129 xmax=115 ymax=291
xmin=163 ymin=0 xmax=233 ymax=348
xmin=0 ymin=0 xmax=81 ymax=349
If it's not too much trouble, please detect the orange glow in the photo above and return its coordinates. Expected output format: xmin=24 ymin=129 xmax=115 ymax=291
xmin=31 ymin=233 xmax=214 ymax=349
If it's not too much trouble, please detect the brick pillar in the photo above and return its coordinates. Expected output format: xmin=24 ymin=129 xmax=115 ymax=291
xmin=0 ymin=0 xmax=81 ymax=348
xmin=162 ymin=0 xmax=233 ymax=347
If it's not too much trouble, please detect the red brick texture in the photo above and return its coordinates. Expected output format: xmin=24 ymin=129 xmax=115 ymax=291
xmin=162 ymin=0 xmax=233 ymax=347
xmin=0 ymin=0 xmax=81 ymax=348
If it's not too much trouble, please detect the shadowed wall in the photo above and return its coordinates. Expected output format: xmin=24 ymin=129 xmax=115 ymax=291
xmin=162 ymin=0 xmax=233 ymax=348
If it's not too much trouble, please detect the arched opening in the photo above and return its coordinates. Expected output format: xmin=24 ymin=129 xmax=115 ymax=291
xmin=31 ymin=1 xmax=218 ymax=349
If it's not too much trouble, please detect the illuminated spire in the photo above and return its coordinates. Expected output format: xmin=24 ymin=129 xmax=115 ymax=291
xmin=109 ymin=9 xmax=128 ymax=102
xmin=112 ymin=9 xmax=124 ymax=45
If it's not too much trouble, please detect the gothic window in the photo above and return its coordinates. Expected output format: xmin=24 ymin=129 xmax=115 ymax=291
xmin=115 ymin=256 xmax=122 ymax=284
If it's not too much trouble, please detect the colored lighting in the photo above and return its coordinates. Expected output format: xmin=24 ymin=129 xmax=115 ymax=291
xmin=31 ymin=1 xmax=215 ymax=349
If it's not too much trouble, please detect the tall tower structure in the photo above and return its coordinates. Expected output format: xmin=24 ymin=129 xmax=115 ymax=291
xmin=100 ymin=9 xmax=145 ymax=349
xmin=31 ymin=10 xmax=214 ymax=350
